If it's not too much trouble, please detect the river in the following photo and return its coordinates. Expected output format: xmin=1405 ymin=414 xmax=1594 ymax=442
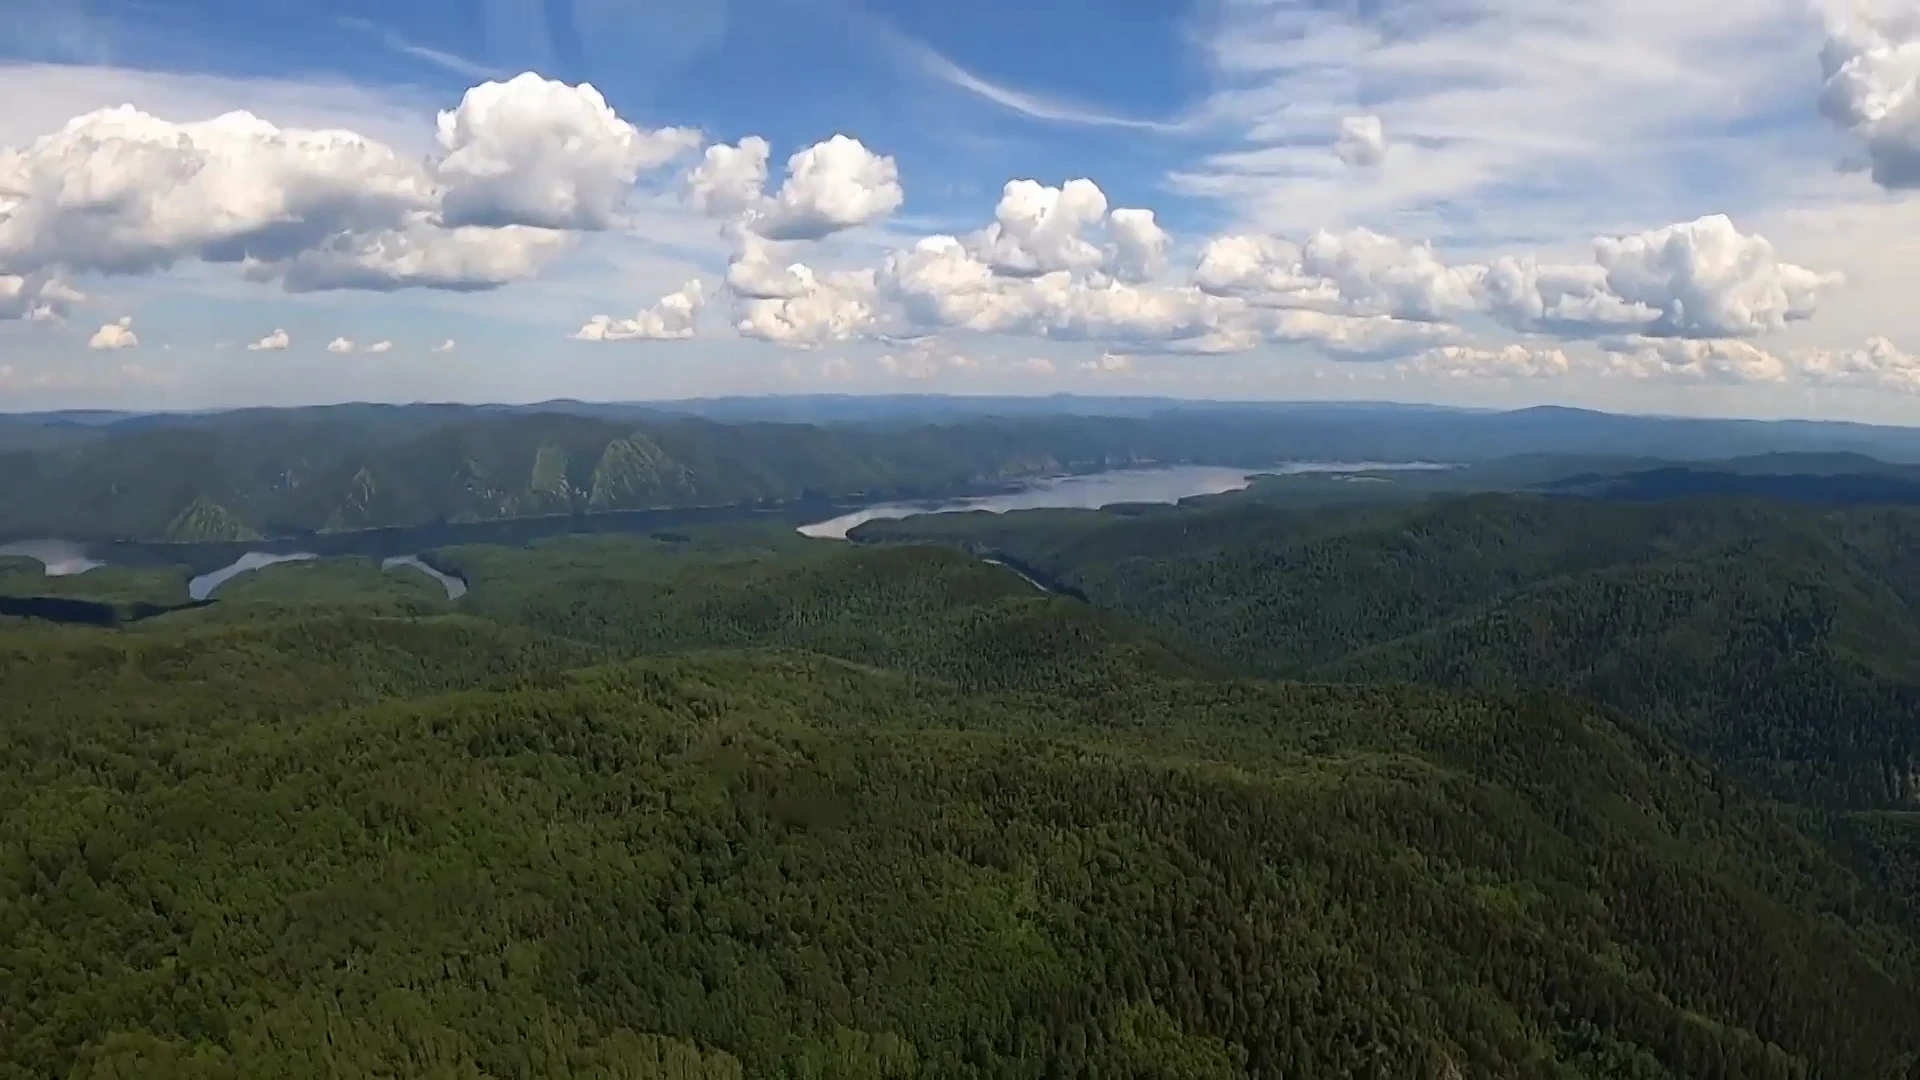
xmin=3 ymin=543 xmax=469 ymax=602
xmin=3 ymin=464 xmax=1449 ymax=598
xmin=187 ymin=552 xmax=319 ymax=601
xmin=796 ymin=462 xmax=1448 ymax=539
xmin=183 ymin=554 xmax=470 ymax=601
xmin=381 ymin=555 xmax=469 ymax=600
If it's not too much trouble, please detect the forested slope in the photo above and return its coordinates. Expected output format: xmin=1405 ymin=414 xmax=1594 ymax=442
xmin=7 ymin=512 xmax=1920 ymax=1077
xmin=5 ymin=605 xmax=1918 ymax=1078
xmin=0 ymin=413 xmax=1166 ymax=542
xmin=435 ymin=536 xmax=1208 ymax=693
xmin=858 ymin=496 xmax=1920 ymax=812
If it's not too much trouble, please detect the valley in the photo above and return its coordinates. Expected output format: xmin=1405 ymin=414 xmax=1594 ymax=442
xmin=6 ymin=402 xmax=1920 ymax=1078
xmin=0 ymin=462 xmax=1405 ymax=602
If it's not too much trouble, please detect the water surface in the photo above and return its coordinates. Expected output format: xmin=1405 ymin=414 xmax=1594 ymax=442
xmin=799 ymin=466 xmax=1255 ymax=540
xmin=797 ymin=463 xmax=1445 ymax=539
xmin=188 ymin=552 xmax=318 ymax=601
xmin=0 ymin=539 xmax=104 ymax=576
xmin=383 ymin=555 xmax=468 ymax=599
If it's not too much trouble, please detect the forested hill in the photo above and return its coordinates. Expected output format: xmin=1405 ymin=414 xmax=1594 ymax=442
xmin=5 ymin=530 xmax=1920 ymax=1078
xmin=856 ymin=495 xmax=1920 ymax=816
xmin=12 ymin=400 xmax=1920 ymax=541
xmin=0 ymin=413 xmax=1167 ymax=542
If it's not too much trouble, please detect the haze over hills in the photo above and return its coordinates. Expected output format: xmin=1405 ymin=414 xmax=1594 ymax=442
xmin=11 ymin=398 xmax=1920 ymax=544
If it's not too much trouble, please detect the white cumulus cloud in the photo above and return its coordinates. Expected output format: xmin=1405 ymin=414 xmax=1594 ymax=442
xmin=1590 ymin=333 xmax=1920 ymax=391
xmin=972 ymin=178 xmax=1111 ymax=278
xmin=1474 ymin=257 xmax=1656 ymax=334
xmin=1107 ymin=208 xmax=1172 ymax=284
xmin=1795 ymin=335 xmax=1920 ymax=391
xmin=9 ymin=66 xmax=1881 ymax=392
xmin=1601 ymin=336 xmax=1792 ymax=383
xmin=431 ymin=338 xmax=456 ymax=353
xmin=0 ymin=74 xmax=672 ymax=296
xmin=271 ymin=218 xmax=573 ymax=292
xmin=574 ymin=278 xmax=706 ymax=341
xmin=87 ymin=316 xmax=137 ymax=350
xmin=869 ymin=216 xmax=1445 ymax=358
xmin=1592 ymin=215 xmax=1837 ymax=339
xmin=330 ymin=336 xmax=394 ymax=353
xmin=1403 ymin=344 xmax=1574 ymax=379
xmin=967 ymin=179 xmax=1171 ymax=284
xmin=248 ymin=328 xmax=290 ymax=351
xmin=879 ymin=235 xmax=1008 ymax=331
xmin=1020 ymin=275 xmax=1224 ymax=345
xmin=1290 ymin=229 xmax=1483 ymax=322
xmin=1819 ymin=0 xmax=1920 ymax=189
xmin=685 ymin=134 xmax=903 ymax=240
xmin=736 ymin=264 xmax=878 ymax=346
xmin=880 ymin=236 xmax=1227 ymax=346
xmin=725 ymin=237 xmax=815 ymax=299
xmin=754 ymin=135 xmax=904 ymax=241
xmin=1194 ymin=215 xmax=1835 ymax=342
xmin=1196 ymin=229 xmax=1479 ymax=321
xmin=684 ymin=136 xmax=772 ymax=220
xmin=0 ymin=105 xmax=437 ymax=277
xmin=435 ymin=72 xmax=701 ymax=230
xmin=868 ymin=190 xmax=1237 ymax=351
xmin=1261 ymin=310 xmax=1463 ymax=359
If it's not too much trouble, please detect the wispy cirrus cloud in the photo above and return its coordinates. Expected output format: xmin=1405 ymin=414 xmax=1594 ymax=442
xmin=336 ymin=16 xmax=508 ymax=82
xmin=903 ymin=39 xmax=1193 ymax=134
xmin=832 ymin=0 xmax=1196 ymax=134
xmin=1173 ymin=0 xmax=1829 ymax=247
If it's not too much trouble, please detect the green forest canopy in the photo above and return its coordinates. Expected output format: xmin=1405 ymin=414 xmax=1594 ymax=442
xmin=5 ymin=498 xmax=1920 ymax=1078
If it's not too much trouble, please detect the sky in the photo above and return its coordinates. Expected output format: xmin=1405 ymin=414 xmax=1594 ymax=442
xmin=2 ymin=0 xmax=1919 ymax=420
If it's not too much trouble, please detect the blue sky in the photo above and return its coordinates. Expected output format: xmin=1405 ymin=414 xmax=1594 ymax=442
xmin=15 ymin=0 xmax=1209 ymax=226
xmin=2 ymin=0 xmax=1919 ymax=420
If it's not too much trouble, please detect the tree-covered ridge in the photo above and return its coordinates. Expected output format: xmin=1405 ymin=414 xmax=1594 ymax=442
xmin=24 ymin=397 xmax=1920 ymax=542
xmin=432 ymin=535 xmax=1208 ymax=694
xmin=856 ymin=495 xmax=1920 ymax=902
xmin=5 ymin=606 xmax=1918 ymax=1079
xmin=163 ymin=495 xmax=263 ymax=543
xmin=0 ymin=412 xmax=1182 ymax=542
xmin=0 ymin=558 xmax=188 ymax=607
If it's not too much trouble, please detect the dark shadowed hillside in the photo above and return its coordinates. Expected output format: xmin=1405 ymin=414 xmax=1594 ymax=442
xmin=859 ymin=495 xmax=1920 ymax=814
xmin=5 ymin=588 xmax=1919 ymax=1078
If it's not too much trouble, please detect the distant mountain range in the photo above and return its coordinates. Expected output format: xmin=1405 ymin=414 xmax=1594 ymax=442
xmin=1543 ymin=461 xmax=1920 ymax=505
xmin=8 ymin=399 xmax=1920 ymax=542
